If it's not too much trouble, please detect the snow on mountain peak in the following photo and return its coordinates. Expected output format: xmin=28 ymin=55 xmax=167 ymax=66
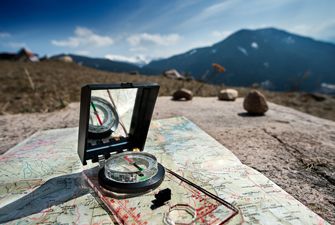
xmin=105 ymin=54 xmax=150 ymax=66
xmin=284 ymin=36 xmax=295 ymax=44
xmin=237 ymin=46 xmax=248 ymax=56
xmin=251 ymin=42 xmax=258 ymax=49
xmin=189 ymin=49 xmax=197 ymax=55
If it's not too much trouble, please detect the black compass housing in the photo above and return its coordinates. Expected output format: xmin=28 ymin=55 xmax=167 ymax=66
xmin=78 ymin=82 xmax=160 ymax=165
xmin=98 ymin=163 xmax=165 ymax=193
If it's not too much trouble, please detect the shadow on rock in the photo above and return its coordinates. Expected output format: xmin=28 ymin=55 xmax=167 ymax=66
xmin=171 ymin=98 xmax=191 ymax=102
xmin=238 ymin=112 xmax=266 ymax=117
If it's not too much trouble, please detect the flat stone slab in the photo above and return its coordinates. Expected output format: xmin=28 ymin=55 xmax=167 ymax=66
xmin=0 ymin=97 xmax=334 ymax=223
xmin=0 ymin=117 xmax=330 ymax=224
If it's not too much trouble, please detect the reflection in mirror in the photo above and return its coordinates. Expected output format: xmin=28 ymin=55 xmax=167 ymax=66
xmin=87 ymin=88 xmax=138 ymax=147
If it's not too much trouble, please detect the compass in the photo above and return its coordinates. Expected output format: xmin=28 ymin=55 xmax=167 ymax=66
xmin=99 ymin=151 xmax=165 ymax=193
xmin=78 ymin=84 xmax=240 ymax=223
xmin=88 ymin=96 xmax=119 ymax=139
xmin=78 ymin=83 xmax=164 ymax=193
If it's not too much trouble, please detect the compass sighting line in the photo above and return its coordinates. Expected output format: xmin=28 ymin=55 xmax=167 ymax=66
xmin=106 ymin=89 xmax=129 ymax=137
xmin=90 ymin=101 xmax=103 ymax=126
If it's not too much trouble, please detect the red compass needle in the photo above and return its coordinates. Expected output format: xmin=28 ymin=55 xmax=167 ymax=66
xmin=91 ymin=101 xmax=103 ymax=126
xmin=124 ymin=155 xmax=144 ymax=171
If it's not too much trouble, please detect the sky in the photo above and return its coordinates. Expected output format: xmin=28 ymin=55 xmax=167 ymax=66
xmin=0 ymin=0 xmax=334 ymax=64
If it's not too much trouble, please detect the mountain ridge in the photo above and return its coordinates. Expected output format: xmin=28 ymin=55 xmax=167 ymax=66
xmin=141 ymin=27 xmax=335 ymax=92
xmin=3 ymin=27 xmax=333 ymax=92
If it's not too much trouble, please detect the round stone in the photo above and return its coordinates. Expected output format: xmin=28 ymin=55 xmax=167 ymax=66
xmin=243 ymin=90 xmax=269 ymax=115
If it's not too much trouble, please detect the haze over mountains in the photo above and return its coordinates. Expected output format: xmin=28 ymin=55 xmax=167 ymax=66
xmin=41 ymin=28 xmax=335 ymax=92
xmin=55 ymin=54 xmax=140 ymax=72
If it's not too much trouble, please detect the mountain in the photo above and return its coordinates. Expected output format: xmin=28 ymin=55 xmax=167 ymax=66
xmin=142 ymin=28 xmax=335 ymax=92
xmin=52 ymin=54 xmax=139 ymax=73
xmin=49 ymin=28 xmax=335 ymax=92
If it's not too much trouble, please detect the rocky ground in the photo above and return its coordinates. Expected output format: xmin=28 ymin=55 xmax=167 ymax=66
xmin=0 ymin=97 xmax=334 ymax=223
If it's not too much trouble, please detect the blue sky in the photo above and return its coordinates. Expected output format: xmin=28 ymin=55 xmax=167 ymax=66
xmin=0 ymin=0 xmax=334 ymax=63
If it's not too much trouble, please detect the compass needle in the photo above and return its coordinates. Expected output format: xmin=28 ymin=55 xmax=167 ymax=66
xmin=124 ymin=155 xmax=144 ymax=172
xmin=90 ymin=101 xmax=103 ymax=126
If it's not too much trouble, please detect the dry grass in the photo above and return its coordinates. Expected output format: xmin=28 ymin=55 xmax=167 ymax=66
xmin=0 ymin=61 xmax=334 ymax=121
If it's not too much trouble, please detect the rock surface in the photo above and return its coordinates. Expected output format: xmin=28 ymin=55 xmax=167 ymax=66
xmin=218 ymin=89 xmax=238 ymax=101
xmin=56 ymin=55 xmax=73 ymax=63
xmin=172 ymin=88 xmax=193 ymax=101
xmin=243 ymin=90 xmax=269 ymax=114
xmin=0 ymin=97 xmax=334 ymax=223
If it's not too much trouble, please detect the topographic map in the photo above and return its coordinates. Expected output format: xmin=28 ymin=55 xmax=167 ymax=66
xmin=0 ymin=117 xmax=330 ymax=224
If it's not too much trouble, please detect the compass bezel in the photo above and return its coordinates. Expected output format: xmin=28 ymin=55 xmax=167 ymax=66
xmin=104 ymin=151 xmax=158 ymax=183
xmin=98 ymin=162 xmax=165 ymax=193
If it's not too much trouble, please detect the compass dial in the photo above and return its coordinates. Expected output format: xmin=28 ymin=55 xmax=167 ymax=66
xmin=98 ymin=151 xmax=165 ymax=193
xmin=105 ymin=152 xmax=158 ymax=183
xmin=88 ymin=96 xmax=119 ymax=139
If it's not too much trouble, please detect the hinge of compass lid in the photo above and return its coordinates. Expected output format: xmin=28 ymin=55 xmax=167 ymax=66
xmin=98 ymin=155 xmax=106 ymax=168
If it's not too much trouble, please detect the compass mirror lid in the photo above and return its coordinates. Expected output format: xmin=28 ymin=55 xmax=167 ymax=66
xmin=78 ymin=83 xmax=160 ymax=165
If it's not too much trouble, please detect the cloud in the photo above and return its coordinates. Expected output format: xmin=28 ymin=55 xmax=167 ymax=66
xmin=127 ymin=33 xmax=181 ymax=46
xmin=201 ymin=0 xmax=297 ymax=17
xmin=129 ymin=46 xmax=148 ymax=52
xmin=0 ymin=32 xmax=11 ymax=38
xmin=75 ymin=50 xmax=90 ymax=56
xmin=7 ymin=42 xmax=27 ymax=48
xmin=290 ymin=21 xmax=335 ymax=42
xmin=202 ymin=1 xmax=236 ymax=18
xmin=320 ymin=22 xmax=335 ymax=41
xmin=51 ymin=26 xmax=114 ymax=48
xmin=178 ymin=0 xmax=237 ymax=28
xmin=178 ymin=0 xmax=299 ymax=30
xmin=105 ymin=54 xmax=151 ymax=65
xmin=211 ymin=30 xmax=233 ymax=39
xmin=51 ymin=38 xmax=80 ymax=47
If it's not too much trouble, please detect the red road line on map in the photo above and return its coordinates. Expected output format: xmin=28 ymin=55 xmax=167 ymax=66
xmin=112 ymin=199 xmax=147 ymax=225
xmin=166 ymin=173 xmax=222 ymax=223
